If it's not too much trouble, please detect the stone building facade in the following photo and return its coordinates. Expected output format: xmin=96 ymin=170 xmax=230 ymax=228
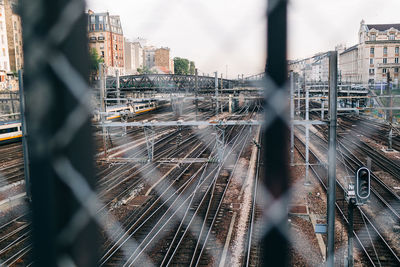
xmin=124 ymin=38 xmax=144 ymax=74
xmin=339 ymin=21 xmax=400 ymax=86
xmin=143 ymin=46 xmax=156 ymax=69
xmin=358 ymin=21 xmax=400 ymax=86
xmin=87 ymin=10 xmax=124 ymax=76
xmin=0 ymin=1 xmax=10 ymax=80
xmin=4 ymin=0 xmax=23 ymax=73
xmin=339 ymin=45 xmax=360 ymax=83
xmin=154 ymin=47 xmax=171 ymax=73
xmin=288 ymin=53 xmax=329 ymax=83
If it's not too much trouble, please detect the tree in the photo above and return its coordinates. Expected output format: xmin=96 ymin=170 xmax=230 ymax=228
xmin=189 ymin=61 xmax=195 ymax=75
xmin=174 ymin=57 xmax=190 ymax=75
xmin=137 ymin=66 xmax=157 ymax=74
xmin=89 ymin=48 xmax=103 ymax=79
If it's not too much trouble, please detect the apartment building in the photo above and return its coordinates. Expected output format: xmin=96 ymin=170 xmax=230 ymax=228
xmin=87 ymin=10 xmax=124 ymax=76
xmin=0 ymin=1 xmax=10 ymax=81
xmin=339 ymin=21 xmax=400 ymax=86
xmin=124 ymin=38 xmax=144 ymax=74
xmin=339 ymin=45 xmax=360 ymax=83
xmin=288 ymin=53 xmax=329 ymax=83
xmin=142 ymin=45 xmax=174 ymax=74
xmin=4 ymin=0 xmax=22 ymax=72
xmin=359 ymin=21 xmax=400 ymax=86
xmin=143 ymin=46 xmax=156 ymax=69
xmin=154 ymin=47 xmax=172 ymax=74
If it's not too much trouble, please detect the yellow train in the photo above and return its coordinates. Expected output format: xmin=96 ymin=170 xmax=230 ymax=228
xmin=105 ymin=101 xmax=157 ymax=121
xmin=0 ymin=121 xmax=22 ymax=145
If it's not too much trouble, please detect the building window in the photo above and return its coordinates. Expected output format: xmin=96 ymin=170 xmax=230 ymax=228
xmin=396 ymin=47 xmax=400 ymax=54
xmin=389 ymin=33 xmax=395 ymax=40
xmin=395 ymin=68 xmax=399 ymax=73
xmin=370 ymin=47 xmax=374 ymax=56
xmin=396 ymin=58 xmax=399 ymax=64
xmin=383 ymin=58 xmax=388 ymax=64
xmin=0 ymin=22 xmax=3 ymax=30
xmin=383 ymin=68 xmax=387 ymax=74
xmin=384 ymin=46 xmax=388 ymax=55
xmin=1 ymin=35 xmax=4 ymax=45
xmin=370 ymin=34 xmax=376 ymax=41
xmin=370 ymin=58 xmax=374 ymax=64
xmin=369 ymin=69 xmax=375 ymax=75
xmin=13 ymin=21 xmax=16 ymax=30
xmin=101 ymin=51 xmax=104 ymax=57
xmin=2 ymin=48 xmax=5 ymax=56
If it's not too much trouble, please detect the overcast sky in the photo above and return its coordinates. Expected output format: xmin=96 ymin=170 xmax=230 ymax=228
xmin=86 ymin=0 xmax=400 ymax=78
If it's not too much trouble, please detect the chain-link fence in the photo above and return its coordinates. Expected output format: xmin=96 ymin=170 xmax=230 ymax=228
xmin=0 ymin=0 xmax=399 ymax=266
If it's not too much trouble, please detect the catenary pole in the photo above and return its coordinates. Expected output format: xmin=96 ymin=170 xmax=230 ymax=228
xmin=327 ymin=51 xmax=338 ymax=267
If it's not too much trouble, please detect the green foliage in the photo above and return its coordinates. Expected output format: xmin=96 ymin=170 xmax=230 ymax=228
xmin=137 ymin=66 xmax=157 ymax=74
xmin=89 ymin=48 xmax=103 ymax=75
xmin=174 ymin=57 xmax=190 ymax=75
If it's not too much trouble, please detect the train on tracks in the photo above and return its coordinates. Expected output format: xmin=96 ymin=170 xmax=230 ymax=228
xmin=105 ymin=101 xmax=158 ymax=121
xmin=0 ymin=120 xmax=22 ymax=145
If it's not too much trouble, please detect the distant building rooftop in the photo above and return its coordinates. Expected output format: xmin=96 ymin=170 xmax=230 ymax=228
xmin=367 ymin=24 xmax=400 ymax=32
xmin=340 ymin=44 xmax=358 ymax=55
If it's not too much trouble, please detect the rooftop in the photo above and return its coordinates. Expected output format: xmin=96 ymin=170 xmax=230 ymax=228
xmin=367 ymin=24 xmax=400 ymax=32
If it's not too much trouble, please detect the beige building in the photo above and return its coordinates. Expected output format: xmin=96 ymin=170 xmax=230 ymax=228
xmin=4 ymin=0 xmax=22 ymax=73
xmin=124 ymin=38 xmax=144 ymax=74
xmin=0 ymin=1 xmax=10 ymax=79
xmin=359 ymin=21 xmax=400 ymax=86
xmin=339 ymin=21 xmax=400 ymax=86
xmin=339 ymin=45 xmax=360 ymax=83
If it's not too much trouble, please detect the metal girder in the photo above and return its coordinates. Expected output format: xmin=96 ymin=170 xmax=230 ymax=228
xmin=106 ymin=74 xmax=238 ymax=91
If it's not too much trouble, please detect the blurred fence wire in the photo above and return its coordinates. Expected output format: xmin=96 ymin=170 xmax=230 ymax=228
xmin=0 ymin=0 xmax=397 ymax=266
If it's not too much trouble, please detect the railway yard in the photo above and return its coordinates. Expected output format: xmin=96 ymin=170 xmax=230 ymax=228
xmin=1 ymin=94 xmax=400 ymax=266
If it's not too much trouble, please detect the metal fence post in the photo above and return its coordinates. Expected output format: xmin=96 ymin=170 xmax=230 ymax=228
xmin=290 ymin=71 xmax=294 ymax=166
xmin=305 ymin=87 xmax=311 ymax=185
xmin=100 ymin=63 xmax=108 ymax=156
xmin=116 ymin=69 xmax=120 ymax=105
xmin=215 ymin=71 xmax=219 ymax=115
xmin=327 ymin=51 xmax=338 ymax=267
xmin=21 ymin=0 xmax=99 ymax=265
xmin=18 ymin=70 xmax=31 ymax=201
xmin=195 ymin=68 xmax=199 ymax=120
xmin=262 ymin=0 xmax=289 ymax=266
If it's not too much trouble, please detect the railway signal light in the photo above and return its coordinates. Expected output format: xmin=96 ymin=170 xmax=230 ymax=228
xmin=356 ymin=167 xmax=370 ymax=203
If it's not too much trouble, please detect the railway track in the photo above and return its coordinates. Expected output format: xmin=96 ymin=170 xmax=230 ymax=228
xmin=100 ymin=105 xmax=261 ymax=266
xmin=243 ymin=131 xmax=262 ymax=267
xmin=0 ymin=101 xmax=261 ymax=266
xmin=0 ymin=213 xmax=31 ymax=267
xmin=294 ymin=133 xmax=400 ymax=266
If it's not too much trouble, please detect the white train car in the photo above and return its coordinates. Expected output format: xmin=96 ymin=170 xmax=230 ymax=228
xmin=0 ymin=121 xmax=22 ymax=145
xmin=105 ymin=101 xmax=157 ymax=121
